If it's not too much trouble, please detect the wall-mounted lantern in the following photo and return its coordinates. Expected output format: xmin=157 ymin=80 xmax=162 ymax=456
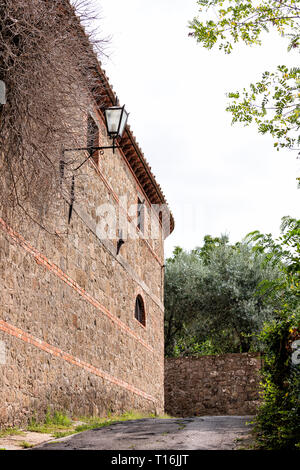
xmin=61 ymin=99 xmax=129 ymax=224
xmin=104 ymin=105 xmax=129 ymax=141
xmin=62 ymin=100 xmax=129 ymax=170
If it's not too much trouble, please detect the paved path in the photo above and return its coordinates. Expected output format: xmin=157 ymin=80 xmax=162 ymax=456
xmin=33 ymin=416 xmax=253 ymax=450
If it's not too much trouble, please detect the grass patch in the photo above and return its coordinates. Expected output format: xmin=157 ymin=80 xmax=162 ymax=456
xmin=52 ymin=430 xmax=77 ymax=439
xmin=20 ymin=441 xmax=34 ymax=449
xmin=73 ymin=410 xmax=174 ymax=433
xmin=0 ymin=428 xmax=25 ymax=438
xmin=26 ymin=410 xmax=73 ymax=434
xmin=74 ymin=419 xmax=112 ymax=433
xmin=26 ymin=409 xmax=164 ymax=436
xmin=117 ymin=410 xmax=172 ymax=421
xmin=0 ymin=409 xmax=175 ymax=446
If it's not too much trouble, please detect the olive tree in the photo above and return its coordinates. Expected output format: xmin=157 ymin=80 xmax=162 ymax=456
xmin=164 ymin=238 xmax=282 ymax=356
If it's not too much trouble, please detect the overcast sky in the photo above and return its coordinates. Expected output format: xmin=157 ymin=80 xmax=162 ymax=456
xmin=89 ymin=0 xmax=299 ymax=257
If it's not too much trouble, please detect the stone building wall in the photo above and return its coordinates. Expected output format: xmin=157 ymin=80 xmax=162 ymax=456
xmin=164 ymin=354 xmax=262 ymax=417
xmin=0 ymin=104 xmax=167 ymax=428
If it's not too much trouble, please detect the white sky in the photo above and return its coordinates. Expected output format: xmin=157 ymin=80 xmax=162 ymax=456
xmin=89 ymin=0 xmax=299 ymax=258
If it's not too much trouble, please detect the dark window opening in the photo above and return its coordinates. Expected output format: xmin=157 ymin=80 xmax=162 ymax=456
xmin=159 ymin=210 xmax=163 ymax=226
xmin=137 ymin=197 xmax=145 ymax=233
xmin=87 ymin=114 xmax=99 ymax=165
xmin=135 ymin=295 xmax=145 ymax=326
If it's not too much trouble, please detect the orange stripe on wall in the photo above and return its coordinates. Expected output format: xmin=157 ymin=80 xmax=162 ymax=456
xmin=0 ymin=319 xmax=156 ymax=403
xmin=0 ymin=217 xmax=154 ymax=354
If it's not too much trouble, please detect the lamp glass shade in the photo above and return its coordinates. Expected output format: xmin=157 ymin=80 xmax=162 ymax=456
xmin=118 ymin=107 xmax=129 ymax=137
xmin=105 ymin=105 xmax=128 ymax=139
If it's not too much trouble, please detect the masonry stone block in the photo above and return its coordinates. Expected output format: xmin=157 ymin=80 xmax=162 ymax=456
xmin=165 ymin=354 xmax=262 ymax=417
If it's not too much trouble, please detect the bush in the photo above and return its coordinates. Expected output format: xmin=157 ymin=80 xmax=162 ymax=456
xmin=253 ymin=314 xmax=300 ymax=450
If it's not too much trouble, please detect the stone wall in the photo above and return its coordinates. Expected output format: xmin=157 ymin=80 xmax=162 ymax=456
xmin=164 ymin=354 xmax=262 ymax=417
xmin=0 ymin=104 xmax=166 ymax=428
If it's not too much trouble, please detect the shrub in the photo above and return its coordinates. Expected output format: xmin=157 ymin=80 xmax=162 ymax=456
xmin=253 ymin=313 xmax=300 ymax=450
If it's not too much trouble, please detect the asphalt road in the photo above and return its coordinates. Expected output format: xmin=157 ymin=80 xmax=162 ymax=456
xmin=33 ymin=416 xmax=253 ymax=450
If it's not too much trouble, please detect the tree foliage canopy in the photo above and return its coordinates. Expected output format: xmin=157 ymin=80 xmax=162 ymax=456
xmin=190 ymin=0 xmax=300 ymax=52
xmin=189 ymin=0 xmax=300 ymax=156
xmin=164 ymin=234 xmax=282 ymax=356
xmin=245 ymin=215 xmax=300 ymax=305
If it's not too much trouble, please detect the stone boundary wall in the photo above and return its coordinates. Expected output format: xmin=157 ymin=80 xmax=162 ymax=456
xmin=165 ymin=353 xmax=262 ymax=417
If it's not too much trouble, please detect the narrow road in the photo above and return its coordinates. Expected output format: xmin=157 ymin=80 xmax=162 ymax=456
xmin=33 ymin=416 xmax=253 ymax=450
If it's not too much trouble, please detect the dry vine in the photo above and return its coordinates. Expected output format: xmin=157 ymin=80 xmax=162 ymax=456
xmin=0 ymin=0 xmax=107 ymax=229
